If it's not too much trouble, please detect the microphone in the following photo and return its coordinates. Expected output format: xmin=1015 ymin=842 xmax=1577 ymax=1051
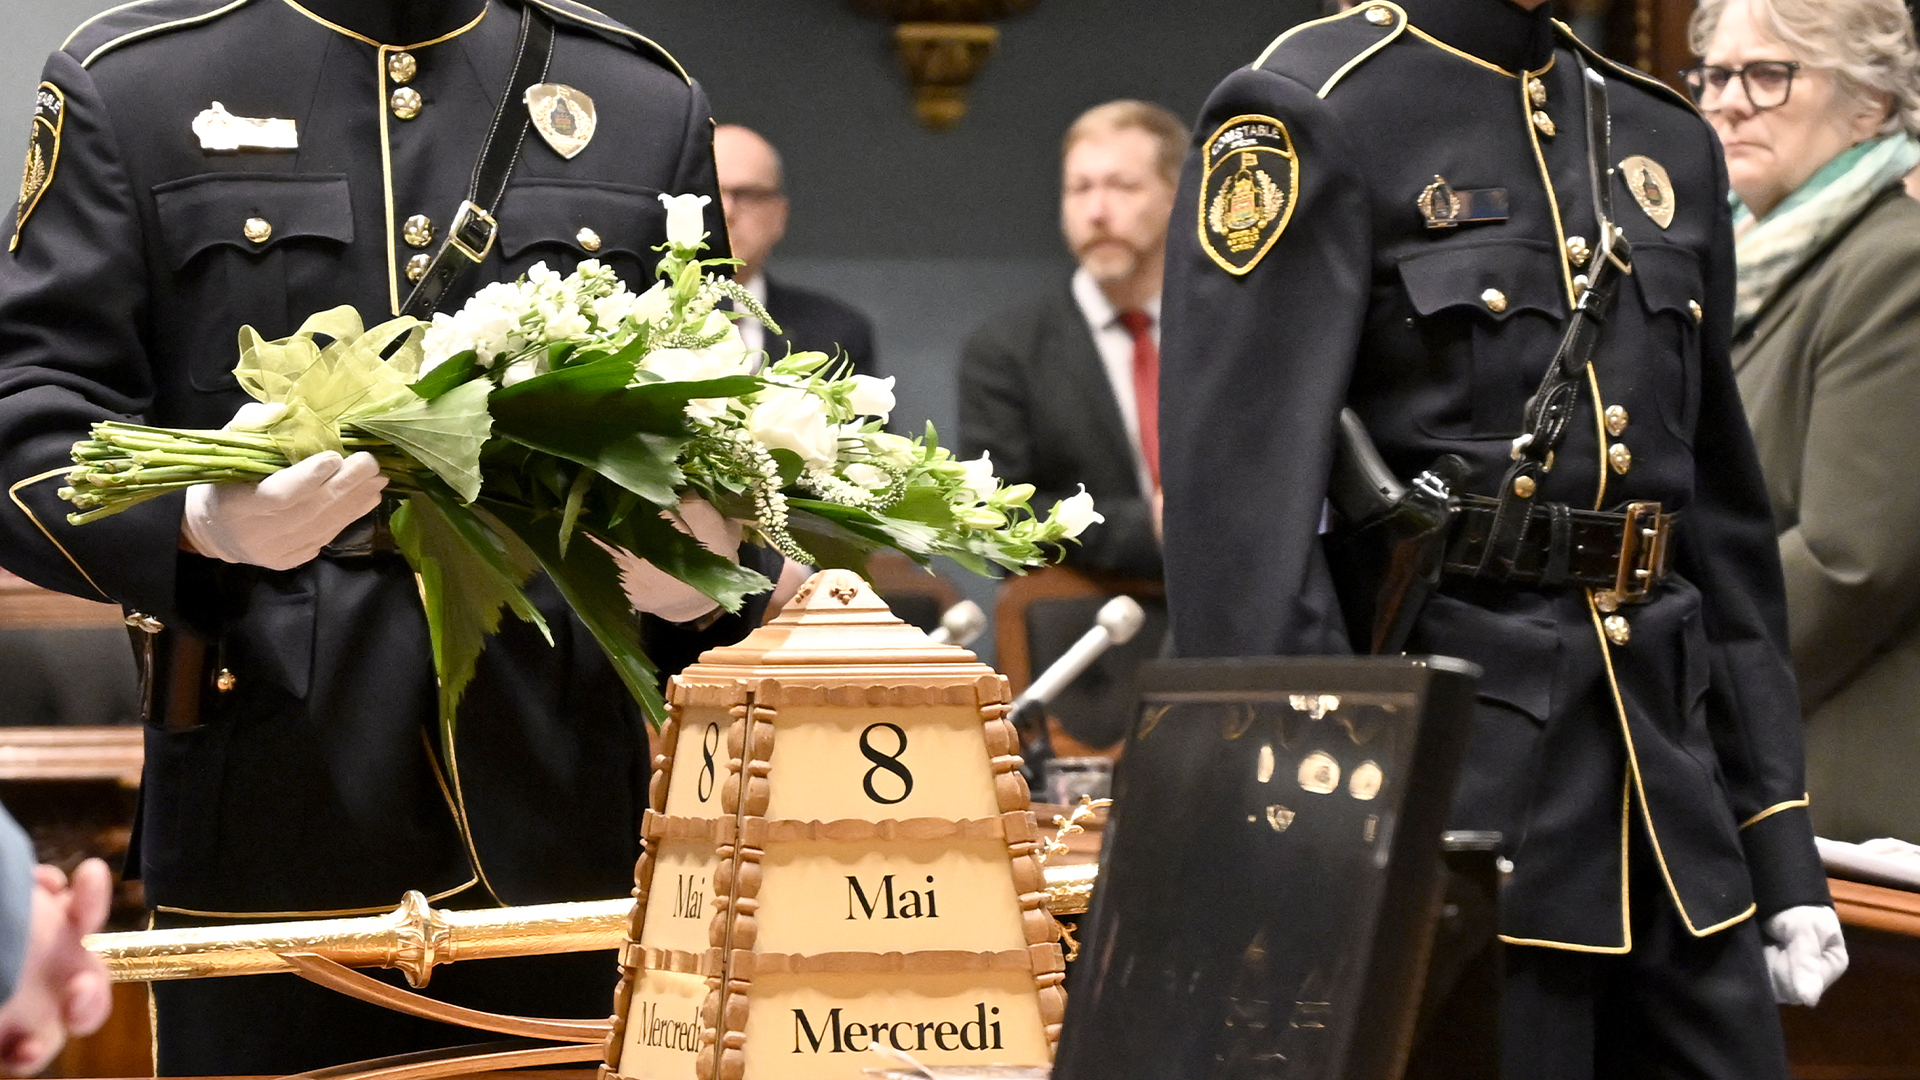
xmin=928 ymin=600 xmax=987 ymax=648
xmin=1008 ymin=595 xmax=1147 ymax=736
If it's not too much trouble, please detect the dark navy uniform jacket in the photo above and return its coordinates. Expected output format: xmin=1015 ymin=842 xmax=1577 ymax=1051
xmin=0 ymin=0 xmax=721 ymax=921
xmin=1160 ymin=0 xmax=1829 ymax=951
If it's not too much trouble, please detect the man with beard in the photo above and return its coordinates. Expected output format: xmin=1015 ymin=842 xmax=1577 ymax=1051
xmin=959 ymin=100 xmax=1187 ymax=585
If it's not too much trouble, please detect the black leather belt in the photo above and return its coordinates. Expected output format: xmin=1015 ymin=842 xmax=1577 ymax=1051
xmin=1444 ymin=496 xmax=1673 ymax=604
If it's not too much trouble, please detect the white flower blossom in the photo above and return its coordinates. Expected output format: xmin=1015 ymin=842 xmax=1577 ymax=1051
xmin=846 ymin=374 xmax=896 ymax=420
xmin=590 ymin=289 xmax=638 ymax=329
xmin=955 ymin=453 xmax=998 ymax=505
xmin=844 ymin=463 xmax=890 ymax=489
xmin=659 ymin=193 xmax=711 ymax=248
xmin=539 ymin=300 xmax=592 ymax=340
xmin=632 ymin=281 xmax=673 ymax=327
xmin=749 ymin=385 xmax=838 ymax=467
xmin=1052 ymin=487 xmax=1104 ymax=538
xmin=500 ymin=356 xmax=546 ymax=387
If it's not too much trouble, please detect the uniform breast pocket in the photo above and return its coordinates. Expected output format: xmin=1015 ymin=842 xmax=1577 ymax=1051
xmin=1397 ymin=239 xmax=1568 ymax=439
xmin=496 ymin=179 xmax=666 ymax=283
xmin=152 ymin=173 xmax=354 ymax=392
xmin=1623 ymin=243 xmax=1705 ymax=438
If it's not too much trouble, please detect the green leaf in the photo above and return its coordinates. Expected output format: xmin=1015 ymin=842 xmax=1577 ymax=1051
xmin=485 ymin=501 xmax=668 ymax=729
xmin=351 ymin=379 xmax=493 ymax=502
xmin=390 ymin=488 xmax=551 ymax=758
xmin=411 ymin=351 xmax=480 ymax=400
xmin=558 ymin=466 xmax=594 ymax=557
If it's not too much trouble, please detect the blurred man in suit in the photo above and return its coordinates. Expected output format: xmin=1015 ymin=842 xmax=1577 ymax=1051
xmin=713 ymin=124 xmax=879 ymax=376
xmin=958 ymin=100 xmax=1188 ymax=582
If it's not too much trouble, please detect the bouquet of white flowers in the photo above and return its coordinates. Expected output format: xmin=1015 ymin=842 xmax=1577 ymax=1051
xmin=60 ymin=193 xmax=1098 ymax=735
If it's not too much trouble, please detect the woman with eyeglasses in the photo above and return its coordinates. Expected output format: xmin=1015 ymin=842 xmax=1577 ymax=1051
xmin=1689 ymin=0 xmax=1920 ymax=845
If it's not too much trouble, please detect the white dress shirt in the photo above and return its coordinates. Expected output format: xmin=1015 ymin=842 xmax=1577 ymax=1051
xmin=1070 ymin=268 xmax=1160 ymax=498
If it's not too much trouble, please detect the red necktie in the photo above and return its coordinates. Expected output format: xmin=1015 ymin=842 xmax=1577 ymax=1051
xmin=1117 ymin=309 xmax=1160 ymax=489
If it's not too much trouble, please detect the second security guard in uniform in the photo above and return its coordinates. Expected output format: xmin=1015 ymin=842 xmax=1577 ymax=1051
xmin=0 ymin=0 xmax=758 ymax=1072
xmin=1159 ymin=0 xmax=1846 ymax=1074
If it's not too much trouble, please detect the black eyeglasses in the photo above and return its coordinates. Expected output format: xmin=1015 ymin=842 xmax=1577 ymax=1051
xmin=1680 ymin=61 xmax=1802 ymax=110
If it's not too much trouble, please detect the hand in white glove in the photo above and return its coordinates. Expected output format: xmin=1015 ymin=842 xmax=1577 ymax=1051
xmin=1764 ymin=904 xmax=1848 ymax=1006
xmin=181 ymin=451 xmax=388 ymax=570
xmin=606 ymin=495 xmax=743 ymax=623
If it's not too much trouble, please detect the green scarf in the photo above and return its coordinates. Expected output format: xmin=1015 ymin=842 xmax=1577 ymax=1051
xmin=1731 ymin=133 xmax=1920 ymax=332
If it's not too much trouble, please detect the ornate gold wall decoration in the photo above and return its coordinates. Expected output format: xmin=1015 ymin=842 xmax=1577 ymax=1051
xmin=849 ymin=0 xmax=1042 ymax=130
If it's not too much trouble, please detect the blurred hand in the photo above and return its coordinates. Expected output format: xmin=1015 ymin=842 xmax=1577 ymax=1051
xmin=765 ymin=558 xmax=812 ymax=620
xmin=1151 ymin=488 xmax=1164 ymax=543
xmin=182 ymin=451 xmax=387 ymax=570
xmin=1764 ymin=904 xmax=1848 ymax=1006
xmin=606 ymin=495 xmax=743 ymax=623
xmin=0 ymin=860 xmax=112 ymax=1076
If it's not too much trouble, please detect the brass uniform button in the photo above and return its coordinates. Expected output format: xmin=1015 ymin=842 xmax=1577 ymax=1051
xmin=1689 ymin=299 xmax=1703 ymax=322
xmin=1481 ymin=288 xmax=1507 ymax=313
xmin=1594 ymin=590 xmax=1621 ymax=613
xmin=403 ymin=214 xmax=435 ymax=248
xmin=390 ymin=87 xmax=422 ymax=120
xmin=1605 ymin=405 xmax=1629 ymax=436
xmin=1527 ymin=78 xmax=1547 ymax=107
xmin=243 ymin=217 xmax=272 ymax=244
xmin=1608 ymin=442 xmax=1632 ymax=474
xmin=1364 ymin=4 xmax=1393 ymax=24
xmin=1565 ymin=235 xmax=1591 ymax=266
xmin=406 ymin=253 xmax=432 ymax=282
xmin=1573 ymin=273 xmax=1590 ymax=299
xmin=215 ymin=668 xmax=237 ymax=693
xmin=387 ymin=50 xmax=417 ymax=85
xmin=1532 ymin=110 xmax=1556 ymax=137
xmin=1603 ymin=614 xmax=1631 ymax=645
xmin=576 ymin=227 xmax=602 ymax=252
xmin=1513 ymin=475 xmax=1536 ymax=498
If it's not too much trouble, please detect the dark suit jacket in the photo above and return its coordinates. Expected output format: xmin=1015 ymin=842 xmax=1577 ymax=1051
xmin=764 ymin=276 xmax=879 ymax=378
xmin=958 ymin=284 xmax=1161 ymax=580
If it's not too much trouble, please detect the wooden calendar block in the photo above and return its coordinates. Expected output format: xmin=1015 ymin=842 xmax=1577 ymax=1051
xmin=602 ymin=571 xmax=1061 ymax=1080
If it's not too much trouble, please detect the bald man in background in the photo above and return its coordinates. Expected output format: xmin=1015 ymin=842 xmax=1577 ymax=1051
xmin=713 ymin=124 xmax=879 ymax=376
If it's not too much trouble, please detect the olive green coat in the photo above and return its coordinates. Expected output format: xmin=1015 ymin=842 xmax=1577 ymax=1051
xmin=1733 ymin=184 xmax=1920 ymax=843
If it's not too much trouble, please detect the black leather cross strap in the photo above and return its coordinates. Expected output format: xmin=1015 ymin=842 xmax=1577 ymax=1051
xmin=1473 ymin=58 xmax=1636 ymax=579
xmin=1446 ymin=495 xmax=1673 ymax=593
xmin=399 ymin=2 xmax=554 ymax=319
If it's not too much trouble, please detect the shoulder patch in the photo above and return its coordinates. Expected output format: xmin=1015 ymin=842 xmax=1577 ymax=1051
xmin=1254 ymin=1 xmax=1405 ymax=98
xmin=11 ymin=83 xmax=64 ymax=253
xmin=63 ymin=0 xmax=256 ymax=69
xmin=1197 ymin=115 xmax=1299 ymax=276
xmin=525 ymin=0 xmax=691 ymax=85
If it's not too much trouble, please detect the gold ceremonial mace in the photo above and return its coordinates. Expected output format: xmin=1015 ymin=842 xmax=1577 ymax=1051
xmin=86 ymin=858 xmax=1098 ymax=985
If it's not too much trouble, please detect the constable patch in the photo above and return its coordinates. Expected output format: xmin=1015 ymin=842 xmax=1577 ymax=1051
xmin=12 ymin=83 xmax=64 ymax=253
xmin=1198 ymin=114 xmax=1298 ymax=276
xmin=1620 ymin=154 xmax=1675 ymax=229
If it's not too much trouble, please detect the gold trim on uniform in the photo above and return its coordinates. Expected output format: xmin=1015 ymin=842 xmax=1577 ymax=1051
xmin=1588 ymin=591 xmax=1759 ymax=939
xmin=1498 ymin=774 xmax=1636 ymax=954
xmin=1620 ymin=154 xmax=1675 ymax=229
xmin=13 ymin=83 xmax=65 ymax=252
xmin=77 ymin=0 xmax=257 ymax=68
xmin=1197 ymin=114 xmax=1300 ymax=277
xmin=1741 ymin=796 xmax=1810 ymax=829
xmin=154 ymin=877 xmax=478 ymax=920
xmin=7 ymin=469 xmax=112 ymax=601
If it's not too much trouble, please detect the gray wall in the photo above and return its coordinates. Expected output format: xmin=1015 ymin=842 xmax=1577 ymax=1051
xmin=3 ymin=0 xmax=1320 ymax=657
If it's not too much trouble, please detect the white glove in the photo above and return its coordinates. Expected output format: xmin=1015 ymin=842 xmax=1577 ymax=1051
xmin=1763 ymin=904 xmax=1848 ymax=1006
xmin=182 ymin=451 xmax=388 ymax=570
xmin=606 ymin=495 xmax=743 ymax=623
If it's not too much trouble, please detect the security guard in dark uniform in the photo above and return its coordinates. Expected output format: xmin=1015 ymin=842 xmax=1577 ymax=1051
xmin=1159 ymin=0 xmax=1844 ymax=1074
xmin=0 ymin=0 xmax=750 ymax=1072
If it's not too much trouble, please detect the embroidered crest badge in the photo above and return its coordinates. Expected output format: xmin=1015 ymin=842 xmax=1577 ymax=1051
xmin=1198 ymin=114 xmax=1299 ymax=275
xmin=12 ymin=83 xmax=64 ymax=252
xmin=1619 ymin=154 xmax=1675 ymax=229
xmin=524 ymin=83 xmax=596 ymax=160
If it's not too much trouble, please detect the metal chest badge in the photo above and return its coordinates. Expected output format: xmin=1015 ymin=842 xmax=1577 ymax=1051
xmin=1619 ymin=154 xmax=1675 ymax=229
xmin=13 ymin=83 xmax=64 ymax=252
xmin=1198 ymin=113 xmax=1299 ymax=276
xmin=524 ymin=83 xmax=596 ymax=160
